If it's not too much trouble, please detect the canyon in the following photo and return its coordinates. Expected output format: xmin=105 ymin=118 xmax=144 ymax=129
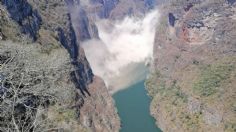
xmin=0 ymin=0 xmax=236 ymax=132
xmin=0 ymin=0 xmax=157 ymax=131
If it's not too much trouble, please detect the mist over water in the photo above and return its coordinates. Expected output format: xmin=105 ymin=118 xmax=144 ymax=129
xmin=82 ymin=10 xmax=160 ymax=93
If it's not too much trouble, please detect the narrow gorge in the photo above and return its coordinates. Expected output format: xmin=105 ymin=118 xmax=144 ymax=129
xmin=0 ymin=0 xmax=160 ymax=131
xmin=0 ymin=0 xmax=236 ymax=132
xmin=82 ymin=9 xmax=161 ymax=132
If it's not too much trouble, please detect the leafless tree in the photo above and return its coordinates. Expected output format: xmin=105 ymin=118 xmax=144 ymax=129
xmin=0 ymin=50 xmax=57 ymax=132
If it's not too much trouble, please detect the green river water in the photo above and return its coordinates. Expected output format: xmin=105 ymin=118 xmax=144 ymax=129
xmin=113 ymin=80 xmax=162 ymax=132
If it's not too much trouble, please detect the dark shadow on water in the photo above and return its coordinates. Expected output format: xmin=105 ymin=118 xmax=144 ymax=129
xmin=113 ymin=80 xmax=162 ymax=132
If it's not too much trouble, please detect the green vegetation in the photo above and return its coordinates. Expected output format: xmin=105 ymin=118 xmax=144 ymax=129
xmin=145 ymin=70 xmax=163 ymax=97
xmin=146 ymin=70 xmax=187 ymax=103
xmin=224 ymin=122 xmax=236 ymax=132
xmin=193 ymin=63 xmax=234 ymax=96
xmin=147 ymin=57 xmax=236 ymax=131
xmin=180 ymin=112 xmax=202 ymax=130
xmin=49 ymin=105 xmax=77 ymax=123
xmin=56 ymin=108 xmax=76 ymax=122
xmin=162 ymin=83 xmax=188 ymax=105
xmin=147 ymin=70 xmax=206 ymax=131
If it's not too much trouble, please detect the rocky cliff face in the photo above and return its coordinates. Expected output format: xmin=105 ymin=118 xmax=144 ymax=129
xmin=0 ymin=0 xmax=119 ymax=131
xmin=146 ymin=0 xmax=236 ymax=131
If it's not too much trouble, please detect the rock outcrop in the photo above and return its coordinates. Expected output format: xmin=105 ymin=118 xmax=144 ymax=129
xmin=2 ymin=0 xmax=42 ymax=41
xmin=146 ymin=0 xmax=236 ymax=132
xmin=0 ymin=0 xmax=119 ymax=132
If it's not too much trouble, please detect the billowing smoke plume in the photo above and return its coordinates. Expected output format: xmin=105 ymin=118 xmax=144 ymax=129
xmin=82 ymin=10 xmax=160 ymax=93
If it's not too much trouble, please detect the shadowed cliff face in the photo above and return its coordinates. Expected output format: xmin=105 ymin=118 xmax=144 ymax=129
xmin=146 ymin=0 xmax=236 ymax=131
xmin=67 ymin=0 xmax=159 ymax=44
xmin=65 ymin=0 xmax=160 ymax=94
xmin=2 ymin=0 xmax=93 ymax=97
xmin=90 ymin=0 xmax=119 ymax=18
xmin=2 ymin=0 xmax=42 ymax=40
xmin=67 ymin=1 xmax=99 ymax=42
xmin=0 ymin=0 xmax=120 ymax=131
xmin=227 ymin=0 xmax=236 ymax=5
xmin=77 ymin=0 xmax=158 ymax=20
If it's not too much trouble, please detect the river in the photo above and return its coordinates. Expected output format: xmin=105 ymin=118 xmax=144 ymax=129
xmin=113 ymin=80 xmax=162 ymax=132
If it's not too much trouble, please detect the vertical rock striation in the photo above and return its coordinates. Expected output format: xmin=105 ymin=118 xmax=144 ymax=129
xmin=0 ymin=0 xmax=120 ymax=131
xmin=2 ymin=0 xmax=42 ymax=41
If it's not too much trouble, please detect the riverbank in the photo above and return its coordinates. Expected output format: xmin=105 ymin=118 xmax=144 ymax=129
xmin=113 ymin=81 xmax=161 ymax=132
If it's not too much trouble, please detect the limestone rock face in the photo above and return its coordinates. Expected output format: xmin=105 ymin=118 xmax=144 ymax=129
xmin=146 ymin=0 xmax=236 ymax=132
xmin=0 ymin=0 xmax=120 ymax=131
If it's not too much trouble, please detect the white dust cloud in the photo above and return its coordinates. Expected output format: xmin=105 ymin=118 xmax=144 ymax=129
xmin=82 ymin=10 xmax=160 ymax=94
